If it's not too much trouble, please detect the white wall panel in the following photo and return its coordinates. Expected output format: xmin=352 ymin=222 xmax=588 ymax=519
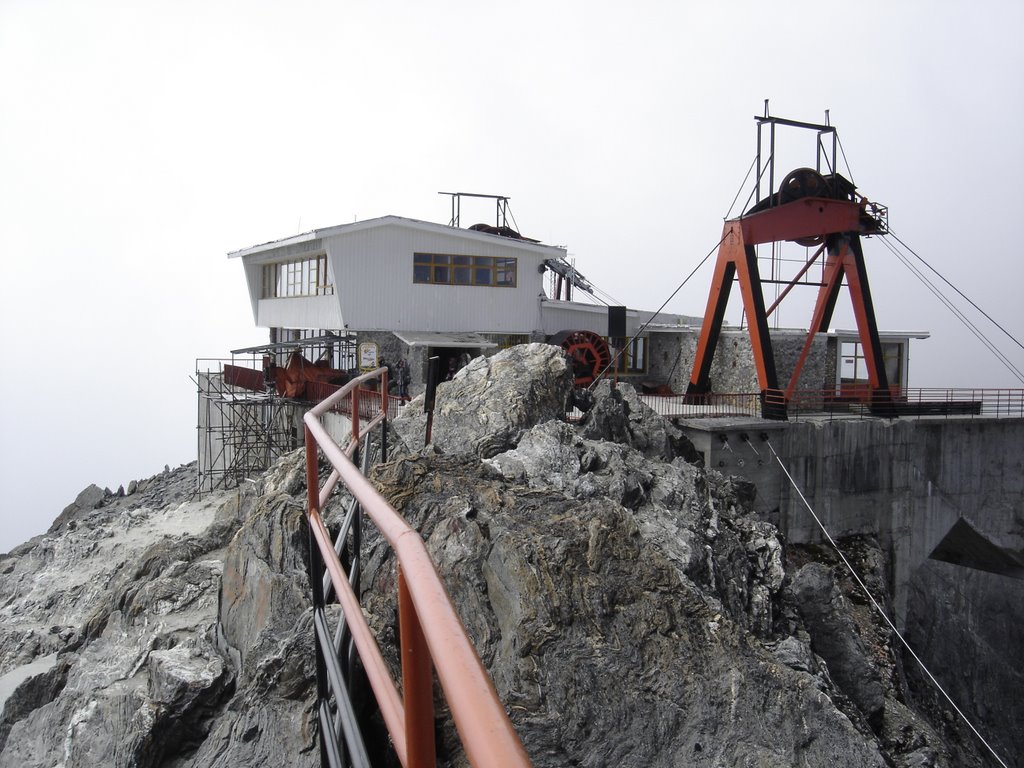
xmin=326 ymin=221 xmax=557 ymax=333
xmin=257 ymin=295 xmax=342 ymax=330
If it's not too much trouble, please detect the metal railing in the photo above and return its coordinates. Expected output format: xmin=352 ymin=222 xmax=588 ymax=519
xmin=303 ymin=366 xmax=532 ymax=768
xmin=774 ymin=387 xmax=1024 ymax=421
xmin=636 ymin=388 xmax=1024 ymax=421
xmin=636 ymin=391 xmax=764 ymax=419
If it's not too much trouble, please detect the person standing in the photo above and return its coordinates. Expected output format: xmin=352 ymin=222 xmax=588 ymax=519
xmin=395 ymin=358 xmax=411 ymax=401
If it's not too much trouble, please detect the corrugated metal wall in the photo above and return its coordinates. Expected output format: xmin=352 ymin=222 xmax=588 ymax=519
xmin=257 ymin=295 xmax=343 ymax=330
xmin=327 ymin=224 xmax=553 ymax=333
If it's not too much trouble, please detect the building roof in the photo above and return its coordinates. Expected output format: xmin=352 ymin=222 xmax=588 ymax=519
xmin=227 ymin=215 xmax=566 ymax=260
xmin=833 ymin=329 xmax=931 ymax=340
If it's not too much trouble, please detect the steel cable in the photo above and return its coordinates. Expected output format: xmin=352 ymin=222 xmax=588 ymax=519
xmin=889 ymin=229 xmax=1024 ymax=355
xmin=879 ymin=236 xmax=1024 ymax=384
xmin=587 ymin=231 xmax=728 ymax=390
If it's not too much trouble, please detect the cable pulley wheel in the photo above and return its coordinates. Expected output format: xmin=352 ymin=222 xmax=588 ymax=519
xmin=550 ymin=330 xmax=611 ymax=387
xmin=779 ymin=167 xmax=829 ymax=247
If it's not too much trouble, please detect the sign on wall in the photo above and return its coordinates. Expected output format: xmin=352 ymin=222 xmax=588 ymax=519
xmin=358 ymin=342 xmax=379 ymax=371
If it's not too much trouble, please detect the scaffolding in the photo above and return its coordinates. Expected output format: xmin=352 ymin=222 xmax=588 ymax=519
xmin=195 ymin=333 xmax=359 ymax=493
xmin=195 ymin=362 xmax=295 ymax=492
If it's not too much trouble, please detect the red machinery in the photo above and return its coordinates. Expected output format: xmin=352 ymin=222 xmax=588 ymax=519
xmin=551 ymin=329 xmax=612 ymax=387
xmin=686 ymin=111 xmax=892 ymax=419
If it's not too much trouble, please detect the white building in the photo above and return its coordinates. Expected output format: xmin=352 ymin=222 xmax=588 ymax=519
xmin=230 ymin=215 xmax=693 ymax=389
xmin=228 ymin=214 xmax=927 ymax=400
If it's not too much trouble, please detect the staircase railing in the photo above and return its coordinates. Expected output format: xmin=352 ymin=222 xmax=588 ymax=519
xmin=303 ymin=366 xmax=532 ymax=768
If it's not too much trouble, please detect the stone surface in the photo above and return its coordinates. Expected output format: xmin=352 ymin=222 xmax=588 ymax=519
xmin=390 ymin=342 xmax=575 ymax=458
xmin=0 ymin=456 xmax=317 ymax=768
xmin=0 ymin=341 xmax=1011 ymax=767
xmin=369 ymin=453 xmax=892 ymax=766
xmin=789 ymin=562 xmax=885 ymax=724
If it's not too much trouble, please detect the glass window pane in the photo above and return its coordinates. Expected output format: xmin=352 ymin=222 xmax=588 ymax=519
xmin=453 ymin=255 xmax=471 ymax=265
xmin=414 ymin=253 xmax=431 ymax=263
xmin=414 ymin=264 xmax=430 ymax=283
xmin=474 ymin=267 xmax=491 ymax=285
xmin=454 ymin=266 xmax=471 ymax=284
xmin=433 ymin=266 xmax=449 ymax=283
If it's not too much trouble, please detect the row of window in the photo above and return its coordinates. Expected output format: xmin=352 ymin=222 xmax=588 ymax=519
xmin=261 ymin=253 xmax=518 ymax=296
xmin=262 ymin=255 xmax=334 ymax=298
xmin=413 ymin=253 xmax=517 ymax=288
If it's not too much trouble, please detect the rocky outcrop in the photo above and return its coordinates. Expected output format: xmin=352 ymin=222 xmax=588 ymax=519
xmin=369 ymin=452 xmax=894 ymax=766
xmin=0 ymin=458 xmax=318 ymax=767
xmin=0 ymin=343 xmax=1008 ymax=766
xmin=365 ymin=355 xmax=983 ymax=766
xmin=789 ymin=562 xmax=885 ymax=724
xmin=390 ymin=342 xmax=575 ymax=458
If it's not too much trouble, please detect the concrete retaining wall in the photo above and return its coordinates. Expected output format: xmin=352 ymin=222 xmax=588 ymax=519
xmin=678 ymin=416 xmax=1024 ymax=626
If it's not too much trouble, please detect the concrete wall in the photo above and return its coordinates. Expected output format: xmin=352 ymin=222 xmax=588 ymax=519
xmin=678 ymin=416 xmax=1024 ymax=626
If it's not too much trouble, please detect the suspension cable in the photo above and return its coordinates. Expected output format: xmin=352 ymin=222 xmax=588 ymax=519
xmin=587 ymin=231 xmax=728 ymax=391
xmin=725 ymin=154 xmax=758 ymax=220
xmin=879 ymin=236 xmax=1024 ymax=384
xmin=762 ymin=438 xmax=1009 ymax=768
xmin=886 ymin=239 xmax=1024 ymax=383
xmin=889 ymin=229 xmax=1024 ymax=355
xmin=836 ymin=132 xmax=856 ymax=189
xmin=878 ymin=237 xmax=1013 ymax=373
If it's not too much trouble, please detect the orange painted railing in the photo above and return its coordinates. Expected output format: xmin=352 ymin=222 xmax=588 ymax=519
xmin=303 ymin=366 xmax=532 ymax=768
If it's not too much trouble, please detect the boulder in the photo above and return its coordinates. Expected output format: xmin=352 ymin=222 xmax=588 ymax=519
xmin=390 ymin=343 xmax=575 ymax=458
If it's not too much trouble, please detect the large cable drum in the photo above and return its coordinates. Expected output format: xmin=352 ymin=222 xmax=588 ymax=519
xmin=550 ymin=330 xmax=611 ymax=387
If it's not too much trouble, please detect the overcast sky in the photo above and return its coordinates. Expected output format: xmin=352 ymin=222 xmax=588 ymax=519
xmin=2 ymin=1 xmax=1022 ymax=553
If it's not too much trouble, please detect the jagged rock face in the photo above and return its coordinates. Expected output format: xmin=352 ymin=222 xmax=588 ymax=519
xmin=0 ymin=343 xmax=1003 ymax=767
xmin=578 ymin=379 xmax=703 ymax=464
xmin=390 ymin=342 xmax=575 ymax=458
xmin=789 ymin=563 xmax=885 ymax=723
xmin=0 ymin=459 xmax=319 ymax=767
xmin=368 ymin=452 xmax=890 ymax=766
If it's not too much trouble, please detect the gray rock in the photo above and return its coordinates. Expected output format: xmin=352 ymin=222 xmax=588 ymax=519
xmin=368 ymin=453 xmax=890 ymax=767
xmin=390 ymin=343 xmax=575 ymax=459
xmin=579 ymin=380 xmax=701 ymax=463
xmin=789 ymin=562 xmax=885 ymax=724
xmin=0 ymin=457 xmax=316 ymax=767
xmin=47 ymin=484 xmax=107 ymax=534
xmin=0 ymin=343 xmax=1008 ymax=768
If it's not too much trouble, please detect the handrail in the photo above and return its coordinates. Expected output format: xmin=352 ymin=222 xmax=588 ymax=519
xmin=303 ymin=366 xmax=532 ymax=768
xmin=637 ymin=387 xmax=1024 ymax=421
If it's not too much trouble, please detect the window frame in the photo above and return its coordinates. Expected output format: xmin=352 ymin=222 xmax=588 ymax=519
xmin=261 ymin=254 xmax=334 ymax=299
xmin=610 ymin=336 xmax=648 ymax=375
xmin=413 ymin=252 xmax=517 ymax=288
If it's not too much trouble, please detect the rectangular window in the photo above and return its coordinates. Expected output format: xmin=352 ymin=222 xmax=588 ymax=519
xmin=261 ymin=254 xmax=334 ymax=298
xmin=413 ymin=253 xmax=517 ymax=288
xmin=841 ymin=340 xmax=903 ymax=386
xmin=610 ymin=336 xmax=648 ymax=374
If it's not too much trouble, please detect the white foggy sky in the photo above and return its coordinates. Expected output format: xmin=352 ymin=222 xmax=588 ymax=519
xmin=2 ymin=0 xmax=1022 ymax=552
